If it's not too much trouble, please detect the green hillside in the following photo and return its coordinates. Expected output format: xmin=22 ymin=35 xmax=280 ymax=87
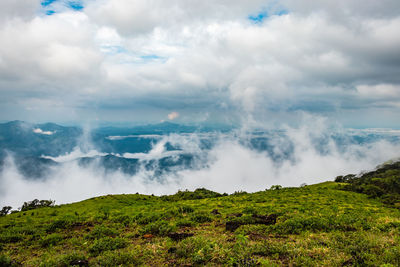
xmin=1 ymin=175 xmax=400 ymax=266
xmin=336 ymin=161 xmax=400 ymax=206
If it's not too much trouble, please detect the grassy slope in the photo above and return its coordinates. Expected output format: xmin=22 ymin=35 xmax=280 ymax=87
xmin=1 ymin=182 xmax=400 ymax=266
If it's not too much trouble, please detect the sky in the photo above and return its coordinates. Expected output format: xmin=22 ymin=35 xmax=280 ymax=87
xmin=0 ymin=0 xmax=400 ymax=127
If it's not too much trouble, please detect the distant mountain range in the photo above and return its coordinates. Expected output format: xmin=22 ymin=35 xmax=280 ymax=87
xmin=0 ymin=121 xmax=215 ymax=179
xmin=0 ymin=120 xmax=82 ymax=157
xmin=1 ymin=120 xmax=399 ymax=180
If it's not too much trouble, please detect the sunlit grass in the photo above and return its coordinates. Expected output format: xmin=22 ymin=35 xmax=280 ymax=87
xmin=1 ymin=182 xmax=400 ymax=266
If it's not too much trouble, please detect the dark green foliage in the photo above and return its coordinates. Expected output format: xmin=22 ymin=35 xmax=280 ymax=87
xmin=227 ymin=215 xmax=257 ymax=225
xmin=134 ymin=213 xmax=159 ymax=225
xmin=175 ymin=236 xmax=217 ymax=264
xmin=0 ymin=207 xmax=12 ymax=217
xmin=274 ymin=216 xmax=331 ymax=234
xmin=46 ymin=219 xmax=69 ymax=232
xmin=242 ymin=206 xmax=257 ymax=215
xmin=252 ymin=240 xmax=290 ymax=257
xmin=58 ymin=252 xmax=88 ymax=267
xmin=335 ymin=174 xmax=356 ymax=183
xmin=0 ymin=231 xmax=23 ymax=243
xmin=0 ymin=254 xmax=11 ymax=266
xmin=0 ymin=225 xmax=40 ymax=244
xmin=231 ymin=257 xmax=259 ymax=267
xmin=140 ymin=220 xmax=175 ymax=236
xmin=160 ymin=188 xmax=223 ymax=201
xmin=339 ymin=161 xmax=400 ymax=205
xmin=40 ymin=252 xmax=88 ymax=267
xmin=337 ymin=233 xmax=385 ymax=266
xmin=40 ymin=233 xmax=63 ymax=247
xmin=88 ymin=237 xmax=128 ymax=256
xmin=20 ymin=199 xmax=55 ymax=211
xmin=175 ymin=218 xmax=194 ymax=227
xmin=46 ymin=218 xmax=75 ymax=233
xmin=190 ymin=212 xmax=212 ymax=223
xmin=269 ymin=185 xmax=283 ymax=190
xmin=362 ymin=184 xmax=385 ymax=197
xmin=95 ymin=251 xmax=141 ymax=266
xmin=0 ymin=254 xmax=18 ymax=267
xmin=159 ymin=208 xmax=181 ymax=220
xmin=111 ymin=214 xmax=132 ymax=226
xmin=177 ymin=205 xmax=194 ymax=213
xmin=86 ymin=225 xmax=119 ymax=240
xmin=232 ymin=190 xmax=248 ymax=195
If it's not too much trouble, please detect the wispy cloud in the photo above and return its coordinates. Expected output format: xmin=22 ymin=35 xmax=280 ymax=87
xmin=33 ymin=128 xmax=55 ymax=135
xmin=1 ymin=117 xmax=400 ymax=207
xmin=168 ymin=111 xmax=179 ymax=120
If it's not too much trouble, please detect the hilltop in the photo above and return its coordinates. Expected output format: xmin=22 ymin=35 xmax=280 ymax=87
xmin=1 ymin=161 xmax=400 ymax=266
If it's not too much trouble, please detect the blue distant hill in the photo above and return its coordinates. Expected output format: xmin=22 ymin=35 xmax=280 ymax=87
xmin=0 ymin=120 xmax=82 ymax=157
xmin=1 ymin=120 xmax=399 ymax=181
xmin=0 ymin=121 xmax=224 ymax=179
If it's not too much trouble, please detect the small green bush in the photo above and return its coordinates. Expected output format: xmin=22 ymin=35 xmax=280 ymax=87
xmin=88 ymin=237 xmax=128 ymax=256
xmin=86 ymin=225 xmax=119 ymax=240
xmin=242 ymin=206 xmax=257 ymax=215
xmin=176 ymin=218 xmax=194 ymax=228
xmin=95 ymin=250 xmax=142 ymax=266
xmin=0 ymin=231 xmax=23 ymax=243
xmin=177 ymin=205 xmax=194 ymax=213
xmin=40 ymin=233 xmax=63 ymax=247
xmin=112 ymin=215 xmax=132 ymax=226
xmin=17 ymin=225 xmax=37 ymax=235
xmin=252 ymin=240 xmax=290 ymax=258
xmin=134 ymin=213 xmax=159 ymax=225
xmin=191 ymin=212 xmax=212 ymax=223
xmin=175 ymin=236 xmax=218 ymax=264
xmin=0 ymin=254 xmax=15 ymax=266
xmin=378 ymin=221 xmax=400 ymax=232
xmin=38 ymin=252 xmax=88 ymax=267
xmin=58 ymin=252 xmax=88 ymax=267
xmin=272 ymin=216 xmax=335 ymax=234
xmin=160 ymin=208 xmax=181 ymax=220
xmin=140 ymin=220 xmax=175 ymax=236
xmin=362 ymin=184 xmax=385 ymax=198
xmin=46 ymin=218 xmax=74 ymax=233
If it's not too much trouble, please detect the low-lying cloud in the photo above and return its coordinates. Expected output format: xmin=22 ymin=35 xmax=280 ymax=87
xmin=168 ymin=111 xmax=180 ymax=121
xmin=33 ymin=128 xmax=55 ymax=135
xmin=1 ymin=119 xmax=399 ymax=208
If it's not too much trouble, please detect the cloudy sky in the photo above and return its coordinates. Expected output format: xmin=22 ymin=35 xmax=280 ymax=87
xmin=0 ymin=0 xmax=399 ymax=127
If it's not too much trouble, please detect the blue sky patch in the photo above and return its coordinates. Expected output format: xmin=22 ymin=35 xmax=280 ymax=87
xmin=45 ymin=10 xmax=56 ymax=15
xmin=100 ymin=45 xmax=127 ymax=55
xmin=41 ymin=0 xmax=57 ymax=7
xmin=248 ymin=12 xmax=268 ymax=23
xmin=276 ymin=9 xmax=289 ymax=16
xmin=68 ymin=1 xmax=84 ymax=11
xmin=248 ymin=5 xmax=289 ymax=23
xmin=140 ymin=55 xmax=162 ymax=60
xmin=133 ymin=54 xmax=168 ymax=64
xmin=41 ymin=0 xmax=84 ymax=14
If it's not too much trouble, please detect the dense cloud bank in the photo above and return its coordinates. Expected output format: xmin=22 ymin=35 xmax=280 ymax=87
xmin=1 ymin=118 xmax=399 ymax=208
xmin=0 ymin=0 xmax=399 ymax=125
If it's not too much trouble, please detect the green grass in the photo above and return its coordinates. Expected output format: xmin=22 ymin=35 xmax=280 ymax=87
xmin=1 ymin=182 xmax=400 ymax=266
